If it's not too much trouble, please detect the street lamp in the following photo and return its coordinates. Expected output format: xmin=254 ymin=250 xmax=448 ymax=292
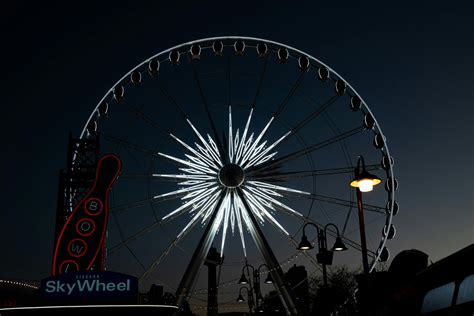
xmin=350 ymin=155 xmax=381 ymax=316
xmin=350 ymin=155 xmax=381 ymax=193
xmin=350 ymin=155 xmax=381 ymax=276
xmin=259 ymin=264 xmax=274 ymax=284
xmin=255 ymin=263 xmax=273 ymax=313
xmin=239 ymin=262 xmax=257 ymax=314
xmin=239 ymin=262 xmax=273 ymax=313
xmin=236 ymin=286 xmax=254 ymax=314
xmin=297 ymin=222 xmax=347 ymax=287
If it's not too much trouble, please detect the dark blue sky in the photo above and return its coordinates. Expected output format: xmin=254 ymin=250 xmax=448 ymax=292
xmin=1 ymin=0 xmax=473 ymax=285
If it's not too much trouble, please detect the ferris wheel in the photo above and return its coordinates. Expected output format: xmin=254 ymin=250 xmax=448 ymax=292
xmin=78 ymin=36 xmax=398 ymax=313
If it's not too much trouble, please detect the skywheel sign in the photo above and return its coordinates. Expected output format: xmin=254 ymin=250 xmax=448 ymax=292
xmin=40 ymin=271 xmax=138 ymax=302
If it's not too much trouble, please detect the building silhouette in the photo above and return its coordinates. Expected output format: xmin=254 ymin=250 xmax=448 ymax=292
xmin=285 ymin=265 xmax=309 ymax=316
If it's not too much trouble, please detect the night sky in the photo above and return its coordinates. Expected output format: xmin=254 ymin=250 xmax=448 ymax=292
xmin=1 ymin=0 xmax=473 ymax=310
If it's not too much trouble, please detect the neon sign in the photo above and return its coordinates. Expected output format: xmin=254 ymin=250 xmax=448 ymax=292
xmin=52 ymin=154 xmax=121 ymax=275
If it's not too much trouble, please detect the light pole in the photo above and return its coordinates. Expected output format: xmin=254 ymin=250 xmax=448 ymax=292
xmin=349 ymin=155 xmax=381 ymax=276
xmin=255 ymin=263 xmax=273 ymax=313
xmin=236 ymin=286 xmax=254 ymax=315
xmin=296 ymin=222 xmax=347 ymax=287
xmin=350 ymin=155 xmax=381 ymax=316
xmin=239 ymin=262 xmax=256 ymax=314
xmin=239 ymin=262 xmax=273 ymax=313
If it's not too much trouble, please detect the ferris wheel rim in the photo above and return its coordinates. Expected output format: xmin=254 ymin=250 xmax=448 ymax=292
xmin=77 ymin=35 xmax=397 ymax=276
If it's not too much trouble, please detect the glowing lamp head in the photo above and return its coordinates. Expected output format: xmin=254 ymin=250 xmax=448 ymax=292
xmin=264 ymin=273 xmax=274 ymax=284
xmin=331 ymin=236 xmax=348 ymax=252
xmin=236 ymin=294 xmax=245 ymax=302
xmin=297 ymin=235 xmax=314 ymax=250
xmin=357 ymin=179 xmax=374 ymax=192
xmin=238 ymin=273 xmax=249 ymax=284
xmin=350 ymin=172 xmax=381 ymax=192
xmin=350 ymin=156 xmax=381 ymax=192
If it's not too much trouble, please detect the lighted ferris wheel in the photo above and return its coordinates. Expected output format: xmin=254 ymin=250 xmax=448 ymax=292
xmin=77 ymin=36 xmax=398 ymax=313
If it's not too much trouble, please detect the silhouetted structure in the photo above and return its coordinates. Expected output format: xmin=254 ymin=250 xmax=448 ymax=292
xmin=343 ymin=245 xmax=474 ymax=315
xmin=311 ymin=265 xmax=357 ymax=316
xmin=148 ymin=284 xmax=164 ymax=304
xmin=417 ymin=244 xmax=474 ymax=315
xmin=355 ymin=249 xmax=429 ymax=315
xmin=205 ymin=247 xmax=223 ymax=316
xmin=262 ymin=290 xmax=285 ymax=315
xmin=53 ymin=133 xmax=101 ymax=270
xmin=285 ymin=265 xmax=309 ymax=316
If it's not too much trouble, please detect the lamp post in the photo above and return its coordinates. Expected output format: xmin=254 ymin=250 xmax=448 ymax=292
xmin=350 ymin=155 xmax=381 ymax=316
xmin=297 ymin=222 xmax=347 ymax=287
xmin=236 ymin=286 xmax=254 ymax=314
xmin=255 ymin=263 xmax=273 ymax=312
xmin=349 ymin=155 xmax=381 ymax=276
xmin=239 ymin=262 xmax=256 ymax=314
xmin=239 ymin=262 xmax=274 ymax=314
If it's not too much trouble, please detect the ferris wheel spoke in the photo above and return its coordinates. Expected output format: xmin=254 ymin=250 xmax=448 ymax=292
xmin=196 ymin=190 xmax=222 ymax=225
xmin=108 ymin=220 xmax=162 ymax=255
xmin=190 ymin=60 xmax=227 ymax=161
xmin=235 ymin=108 xmax=254 ymax=163
xmin=243 ymin=131 xmax=291 ymax=169
xmin=102 ymin=128 xmax=220 ymax=172
xmin=111 ymin=214 xmax=149 ymax=273
xmin=158 ymin=152 xmax=217 ymax=175
xmin=109 ymin=192 xmax=221 ymax=256
xmin=103 ymin=173 xmax=214 ymax=183
xmin=249 ymin=164 xmax=381 ymax=180
xmin=289 ymin=95 xmax=340 ymax=136
xmin=239 ymin=189 xmax=265 ymax=223
xmin=342 ymin=219 xmax=382 ymax=258
xmin=239 ymin=116 xmax=274 ymax=166
xmin=247 ymin=180 xmax=311 ymax=196
xmin=156 ymin=80 xmax=189 ymax=121
xmin=337 ymin=234 xmax=372 ymax=256
xmin=157 ymin=82 xmax=228 ymax=160
xmin=252 ymin=125 xmax=365 ymax=173
xmin=228 ymin=106 xmax=234 ymax=162
xmin=100 ymin=132 xmax=157 ymax=157
xmin=109 ymin=195 xmax=182 ymax=214
xmin=241 ymin=189 xmax=290 ymax=235
xmin=110 ymin=183 xmax=215 ymax=214
xmin=186 ymin=119 xmax=223 ymax=167
xmin=159 ymin=76 xmax=257 ymax=169
xmin=273 ymin=71 xmax=307 ymax=119
xmin=301 ymin=193 xmax=385 ymax=214
xmin=251 ymin=53 xmax=270 ymax=108
xmin=342 ymin=204 xmax=353 ymax=236
xmin=110 ymin=198 xmax=155 ymax=214
xmin=170 ymin=133 xmax=221 ymax=170
xmin=227 ymin=55 xmax=232 ymax=106
xmin=151 ymin=174 xmax=216 ymax=182
xmin=241 ymin=186 xmax=304 ymax=220
xmin=140 ymin=242 xmax=182 ymax=282
xmin=161 ymin=186 xmax=221 ymax=223
xmin=244 ymin=94 xmax=340 ymax=164
xmin=139 ymin=204 xmax=215 ymax=281
xmin=121 ymin=100 xmax=171 ymax=136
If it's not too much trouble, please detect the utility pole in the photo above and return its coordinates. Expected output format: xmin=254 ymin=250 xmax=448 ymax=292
xmin=205 ymin=247 xmax=223 ymax=316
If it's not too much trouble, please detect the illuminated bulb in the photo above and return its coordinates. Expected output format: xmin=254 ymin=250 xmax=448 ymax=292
xmin=357 ymin=179 xmax=374 ymax=192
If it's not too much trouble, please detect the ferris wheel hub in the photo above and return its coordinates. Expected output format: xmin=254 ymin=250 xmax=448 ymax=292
xmin=218 ymin=163 xmax=245 ymax=188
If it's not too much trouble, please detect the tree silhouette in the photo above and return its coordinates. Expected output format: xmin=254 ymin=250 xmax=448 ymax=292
xmin=308 ymin=265 xmax=358 ymax=315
